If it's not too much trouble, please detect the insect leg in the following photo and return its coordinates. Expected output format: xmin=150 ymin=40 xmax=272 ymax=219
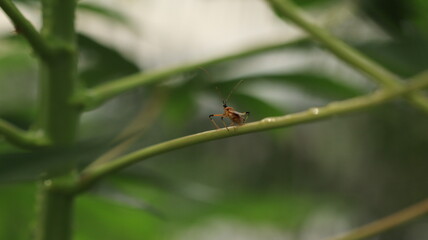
xmin=220 ymin=117 xmax=229 ymax=131
xmin=243 ymin=112 xmax=250 ymax=123
xmin=209 ymin=114 xmax=220 ymax=129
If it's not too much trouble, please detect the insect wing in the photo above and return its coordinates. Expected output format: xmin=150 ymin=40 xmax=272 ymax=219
xmin=231 ymin=110 xmax=248 ymax=117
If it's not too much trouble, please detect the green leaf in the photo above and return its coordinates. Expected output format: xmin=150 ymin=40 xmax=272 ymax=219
xmin=356 ymin=0 xmax=428 ymax=38
xmin=0 ymin=52 xmax=33 ymax=76
xmin=213 ymin=73 xmax=363 ymax=101
xmin=76 ymin=193 xmax=164 ymax=240
xmin=0 ymin=35 xmax=36 ymax=76
xmin=0 ymin=142 xmax=108 ymax=183
xmin=10 ymin=0 xmax=38 ymax=5
xmin=90 ymin=182 xmax=166 ymax=219
xmin=78 ymin=34 xmax=140 ymax=87
xmin=77 ymin=2 xmax=134 ymax=28
xmin=266 ymin=73 xmax=364 ymax=99
xmin=356 ymin=38 xmax=428 ymax=78
xmin=0 ymin=184 xmax=36 ymax=240
xmin=163 ymin=86 xmax=196 ymax=128
xmin=293 ymin=0 xmax=340 ymax=7
xmin=412 ymin=0 xmax=428 ymax=36
xmin=0 ymin=36 xmax=38 ymax=129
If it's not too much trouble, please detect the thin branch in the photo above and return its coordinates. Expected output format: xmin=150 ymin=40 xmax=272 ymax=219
xmin=0 ymin=0 xmax=53 ymax=60
xmin=265 ymin=0 xmax=428 ymax=113
xmin=0 ymin=118 xmax=49 ymax=149
xmin=74 ymin=70 xmax=428 ymax=193
xmin=74 ymin=38 xmax=310 ymax=109
xmin=325 ymin=198 xmax=428 ymax=240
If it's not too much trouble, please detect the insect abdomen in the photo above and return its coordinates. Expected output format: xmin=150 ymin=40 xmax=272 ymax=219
xmin=229 ymin=112 xmax=244 ymax=125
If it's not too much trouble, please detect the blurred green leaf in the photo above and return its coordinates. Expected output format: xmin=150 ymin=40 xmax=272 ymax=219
xmin=78 ymin=34 xmax=140 ymax=87
xmin=77 ymin=2 xmax=134 ymax=28
xmin=10 ymin=0 xmax=38 ymax=4
xmin=215 ymin=73 xmax=363 ymax=101
xmin=412 ymin=0 xmax=428 ymax=36
xmin=116 ymin=169 xmax=220 ymax=203
xmin=357 ymin=0 xmax=428 ymax=38
xmin=209 ymin=194 xmax=318 ymax=228
xmin=0 ymin=35 xmax=36 ymax=76
xmin=357 ymin=38 xmax=428 ymax=78
xmin=0 ymin=52 xmax=33 ymax=76
xmin=267 ymin=73 xmax=363 ymax=99
xmin=357 ymin=0 xmax=411 ymax=38
xmin=90 ymin=182 xmax=166 ymax=219
xmin=11 ymin=0 xmax=134 ymax=30
xmin=76 ymin=193 xmax=164 ymax=240
xmin=0 ymin=36 xmax=38 ymax=130
xmin=161 ymin=72 xmax=208 ymax=130
xmin=0 ymin=184 xmax=36 ymax=240
xmin=0 ymin=141 xmax=109 ymax=183
xmin=163 ymin=87 xmax=196 ymax=130
xmin=294 ymin=0 xmax=339 ymax=7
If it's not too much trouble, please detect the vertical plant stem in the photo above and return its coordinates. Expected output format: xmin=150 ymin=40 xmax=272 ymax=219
xmin=35 ymin=183 xmax=74 ymax=240
xmin=38 ymin=0 xmax=79 ymax=144
xmin=35 ymin=0 xmax=79 ymax=239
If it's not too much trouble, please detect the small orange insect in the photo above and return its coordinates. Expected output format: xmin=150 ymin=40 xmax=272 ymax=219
xmin=209 ymin=80 xmax=250 ymax=129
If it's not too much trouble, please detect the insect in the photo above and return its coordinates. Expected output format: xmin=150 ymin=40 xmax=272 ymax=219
xmin=209 ymin=80 xmax=250 ymax=130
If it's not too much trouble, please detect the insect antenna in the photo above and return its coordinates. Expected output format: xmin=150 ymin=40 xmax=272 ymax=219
xmin=199 ymin=67 xmax=227 ymax=106
xmin=214 ymin=86 xmax=227 ymax=107
xmin=223 ymin=79 xmax=245 ymax=107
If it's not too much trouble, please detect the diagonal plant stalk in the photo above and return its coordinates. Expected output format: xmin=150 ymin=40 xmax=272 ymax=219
xmin=0 ymin=118 xmax=49 ymax=148
xmin=265 ymin=0 xmax=428 ymax=112
xmin=75 ymin=70 xmax=428 ymax=193
xmin=74 ymin=38 xmax=310 ymax=109
xmin=0 ymin=0 xmax=53 ymax=61
xmin=325 ymin=197 xmax=428 ymax=240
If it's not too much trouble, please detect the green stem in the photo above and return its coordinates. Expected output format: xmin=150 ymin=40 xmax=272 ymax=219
xmin=75 ymin=38 xmax=309 ymax=109
xmin=34 ymin=0 xmax=80 ymax=240
xmin=35 ymin=182 xmax=74 ymax=240
xmin=0 ymin=118 xmax=49 ymax=149
xmin=266 ymin=0 xmax=428 ymax=112
xmin=38 ymin=0 xmax=80 ymax=145
xmin=0 ymin=0 xmax=53 ymax=60
xmin=75 ymin=71 xmax=428 ymax=192
xmin=326 ymin=198 xmax=428 ymax=240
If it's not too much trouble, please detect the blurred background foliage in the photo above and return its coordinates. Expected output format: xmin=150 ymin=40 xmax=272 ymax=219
xmin=1 ymin=0 xmax=428 ymax=239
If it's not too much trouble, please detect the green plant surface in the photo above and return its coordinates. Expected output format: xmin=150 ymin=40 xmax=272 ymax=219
xmin=0 ymin=184 xmax=36 ymax=240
